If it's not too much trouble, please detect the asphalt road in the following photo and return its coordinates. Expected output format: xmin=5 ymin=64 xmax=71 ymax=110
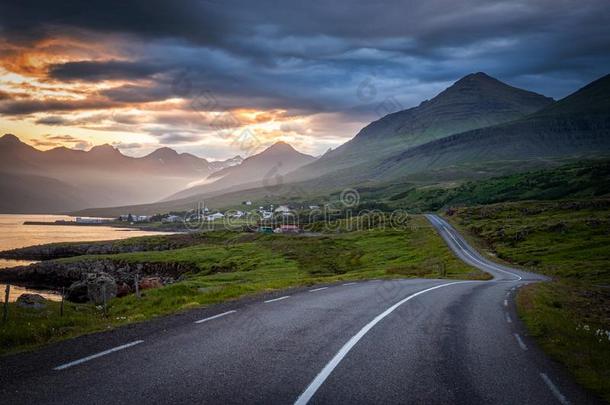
xmin=0 ymin=214 xmax=602 ymax=404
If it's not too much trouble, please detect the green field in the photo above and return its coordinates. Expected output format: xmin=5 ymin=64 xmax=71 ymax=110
xmin=0 ymin=216 xmax=486 ymax=356
xmin=446 ymin=200 xmax=610 ymax=401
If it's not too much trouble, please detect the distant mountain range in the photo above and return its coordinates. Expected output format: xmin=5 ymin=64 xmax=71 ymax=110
xmin=76 ymin=71 xmax=610 ymax=217
xmin=0 ymin=136 xmax=242 ymax=213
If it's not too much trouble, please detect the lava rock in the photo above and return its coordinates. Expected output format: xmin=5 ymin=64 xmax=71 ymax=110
xmin=16 ymin=293 xmax=48 ymax=309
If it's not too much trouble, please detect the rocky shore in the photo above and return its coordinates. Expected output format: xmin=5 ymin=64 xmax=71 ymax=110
xmin=0 ymin=258 xmax=198 ymax=303
xmin=0 ymin=233 xmax=210 ymax=261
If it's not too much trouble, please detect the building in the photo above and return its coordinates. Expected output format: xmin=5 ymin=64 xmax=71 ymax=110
xmin=119 ymin=214 xmax=151 ymax=222
xmin=244 ymin=200 xmax=252 ymax=206
xmin=229 ymin=210 xmax=245 ymax=218
xmin=75 ymin=217 xmax=111 ymax=224
xmin=162 ymin=215 xmax=182 ymax=223
xmin=274 ymin=205 xmax=291 ymax=213
xmin=257 ymin=226 xmax=274 ymax=234
xmin=206 ymin=212 xmax=225 ymax=221
xmin=275 ymin=224 xmax=300 ymax=234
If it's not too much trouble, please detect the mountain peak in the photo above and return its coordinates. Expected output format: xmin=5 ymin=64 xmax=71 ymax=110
xmin=0 ymin=133 xmax=21 ymax=144
xmin=147 ymin=147 xmax=179 ymax=159
xmin=264 ymin=141 xmax=296 ymax=153
xmin=449 ymin=72 xmax=507 ymax=91
xmin=88 ymin=144 xmax=120 ymax=154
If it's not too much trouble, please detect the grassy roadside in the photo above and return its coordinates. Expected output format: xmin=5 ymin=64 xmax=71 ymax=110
xmin=0 ymin=216 xmax=487 ymax=356
xmin=445 ymin=200 xmax=610 ymax=401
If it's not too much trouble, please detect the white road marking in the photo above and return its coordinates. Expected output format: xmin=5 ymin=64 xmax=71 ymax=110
xmin=504 ymin=299 xmax=508 ymax=307
xmin=54 ymin=340 xmax=144 ymax=371
xmin=264 ymin=295 xmax=290 ymax=303
xmin=309 ymin=287 xmax=329 ymax=292
xmin=540 ymin=372 xmax=570 ymax=405
xmin=294 ymin=281 xmax=472 ymax=405
xmin=342 ymin=282 xmax=357 ymax=286
xmin=194 ymin=310 xmax=237 ymax=324
xmin=505 ymin=312 xmax=512 ymax=323
xmin=514 ymin=333 xmax=528 ymax=350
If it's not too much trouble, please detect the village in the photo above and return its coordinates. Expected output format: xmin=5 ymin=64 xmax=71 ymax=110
xmin=108 ymin=201 xmax=324 ymax=234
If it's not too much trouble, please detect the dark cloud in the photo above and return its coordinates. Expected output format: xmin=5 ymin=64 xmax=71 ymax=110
xmin=34 ymin=116 xmax=71 ymax=126
xmin=0 ymin=98 xmax=120 ymax=115
xmin=48 ymin=60 xmax=167 ymax=82
xmin=1 ymin=0 xmax=609 ymax=122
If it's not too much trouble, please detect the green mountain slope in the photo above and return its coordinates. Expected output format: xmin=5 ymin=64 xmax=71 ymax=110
xmin=375 ymin=73 xmax=610 ymax=179
xmin=290 ymin=72 xmax=553 ymax=180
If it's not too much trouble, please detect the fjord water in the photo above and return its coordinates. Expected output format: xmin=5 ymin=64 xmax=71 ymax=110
xmin=0 ymin=214 xmax=172 ymax=302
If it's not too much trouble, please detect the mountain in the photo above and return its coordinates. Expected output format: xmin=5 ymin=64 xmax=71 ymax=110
xmin=373 ymin=73 xmax=610 ymax=178
xmin=164 ymin=141 xmax=316 ymax=201
xmin=74 ymin=73 xmax=608 ymax=218
xmin=0 ymin=136 xmax=236 ymax=213
xmin=290 ymin=72 xmax=554 ymax=181
xmin=208 ymin=155 xmax=243 ymax=172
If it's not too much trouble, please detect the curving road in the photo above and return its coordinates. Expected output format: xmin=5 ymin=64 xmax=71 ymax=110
xmin=0 ymin=215 xmax=602 ymax=404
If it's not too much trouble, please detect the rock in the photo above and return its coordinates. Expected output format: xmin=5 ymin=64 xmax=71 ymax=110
xmin=16 ymin=293 xmax=48 ymax=309
xmin=116 ymin=282 xmax=132 ymax=297
xmin=86 ymin=273 xmax=117 ymax=304
xmin=67 ymin=280 xmax=89 ymax=303
xmin=139 ymin=276 xmax=163 ymax=290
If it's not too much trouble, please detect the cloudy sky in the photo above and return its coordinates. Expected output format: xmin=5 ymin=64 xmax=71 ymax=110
xmin=0 ymin=0 xmax=608 ymax=159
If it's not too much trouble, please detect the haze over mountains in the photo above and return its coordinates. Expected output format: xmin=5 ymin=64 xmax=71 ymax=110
xmin=165 ymin=141 xmax=315 ymax=201
xmin=0 ymin=136 xmax=242 ymax=213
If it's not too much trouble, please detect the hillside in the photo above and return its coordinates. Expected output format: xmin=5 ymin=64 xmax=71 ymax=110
xmin=375 ymin=73 xmax=610 ymax=179
xmin=385 ymin=159 xmax=610 ymax=211
xmin=289 ymin=72 xmax=553 ymax=181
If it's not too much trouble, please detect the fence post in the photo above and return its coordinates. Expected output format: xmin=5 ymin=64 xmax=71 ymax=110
xmin=60 ymin=287 xmax=65 ymax=317
xmin=135 ymin=274 xmax=140 ymax=299
xmin=3 ymin=285 xmax=10 ymax=323
xmin=102 ymin=284 xmax=107 ymax=317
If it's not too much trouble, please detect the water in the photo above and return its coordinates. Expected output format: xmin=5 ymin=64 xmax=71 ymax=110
xmin=0 ymin=214 xmax=172 ymax=302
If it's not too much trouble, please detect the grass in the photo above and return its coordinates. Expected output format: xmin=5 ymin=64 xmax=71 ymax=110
xmin=446 ymin=200 xmax=610 ymax=401
xmin=0 ymin=216 xmax=487 ymax=355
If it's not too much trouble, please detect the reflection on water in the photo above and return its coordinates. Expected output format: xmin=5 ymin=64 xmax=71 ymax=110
xmin=0 ymin=214 xmax=173 ymax=303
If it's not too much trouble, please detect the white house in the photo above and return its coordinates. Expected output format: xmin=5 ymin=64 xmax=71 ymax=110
xmin=206 ymin=212 xmax=225 ymax=221
xmin=162 ymin=215 xmax=182 ymax=223
xmin=75 ymin=217 xmax=111 ymax=224
xmin=274 ymin=205 xmax=291 ymax=213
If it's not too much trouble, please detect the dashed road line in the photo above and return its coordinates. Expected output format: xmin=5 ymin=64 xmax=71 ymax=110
xmin=264 ymin=295 xmax=290 ymax=303
xmin=513 ymin=333 xmax=528 ymax=350
xmin=54 ymin=340 xmax=144 ymax=371
xmin=540 ymin=373 xmax=570 ymax=404
xmin=505 ymin=312 xmax=512 ymax=323
xmin=195 ymin=310 xmax=237 ymax=324
xmin=309 ymin=287 xmax=329 ymax=292
xmin=504 ymin=299 xmax=508 ymax=307
xmin=342 ymin=282 xmax=357 ymax=286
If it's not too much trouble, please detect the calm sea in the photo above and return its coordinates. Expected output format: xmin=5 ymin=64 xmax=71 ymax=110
xmin=0 ymin=214 xmax=172 ymax=302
